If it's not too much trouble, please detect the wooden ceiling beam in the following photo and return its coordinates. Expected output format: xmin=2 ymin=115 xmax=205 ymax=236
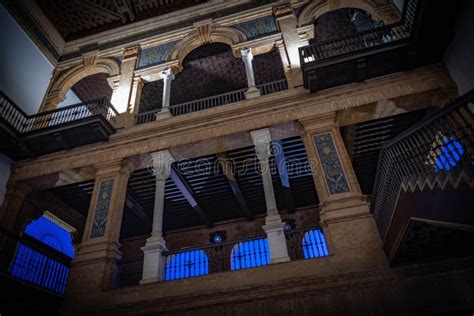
xmin=170 ymin=165 xmax=214 ymax=228
xmin=216 ymin=152 xmax=254 ymax=221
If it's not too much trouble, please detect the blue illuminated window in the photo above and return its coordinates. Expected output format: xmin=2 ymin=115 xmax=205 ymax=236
xmin=434 ymin=136 xmax=465 ymax=172
xmin=231 ymin=238 xmax=269 ymax=270
xmin=302 ymin=229 xmax=329 ymax=259
xmin=10 ymin=215 xmax=74 ymax=294
xmin=164 ymin=250 xmax=208 ymax=281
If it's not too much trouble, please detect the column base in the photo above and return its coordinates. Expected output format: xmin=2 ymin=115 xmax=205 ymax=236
xmin=245 ymin=87 xmax=261 ymax=99
xmin=141 ymin=235 xmax=168 ymax=283
xmin=139 ymin=277 xmax=159 ymax=285
xmin=155 ymin=108 xmax=172 ymax=120
xmin=263 ymin=210 xmax=291 ymax=264
xmin=270 ymin=256 xmax=291 ymax=264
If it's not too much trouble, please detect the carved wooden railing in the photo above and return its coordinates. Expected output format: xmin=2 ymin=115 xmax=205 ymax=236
xmin=299 ymin=0 xmax=419 ymax=66
xmin=135 ymin=79 xmax=288 ymax=125
xmin=0 ymin=227 xmax=72 ymax=294
xmin=371 ymin=90 xmax=474 ymax=238
xmin=0 ymin=91 xmax=118 ymax=134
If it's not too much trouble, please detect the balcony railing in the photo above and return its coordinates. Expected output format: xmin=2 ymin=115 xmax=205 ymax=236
xmin=299 ymin=0 xmax=418 ymax=66
xmin=285 ymin=227 xmax=330 ymax=260
xmin=117 ymin=226 xmax=332 ymax=287
xmin=0 ymin=227 xmax=72 ymax=295
xmin=136 ymin=79 xmax=288 ymax=125
xmin=0 ymin=91 xmax=118 ymax=134
xmin=371 ymin=90 xmax=474 ymax=239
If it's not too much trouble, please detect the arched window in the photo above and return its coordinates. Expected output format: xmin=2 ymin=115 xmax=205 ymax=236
xmin=10 ymin=215 xmax=74 ymax=294
xmin=231 ymin=238 xmax=269 ymax=271
xmin=434 ymin=135 xmax=464 ymax=172
xmin=164 ymin=250 xmax=208 ymax=281
xmin=302 ymin=229 xmax=329 ymax=259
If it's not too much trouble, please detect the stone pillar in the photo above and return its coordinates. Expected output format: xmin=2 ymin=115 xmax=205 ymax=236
xmin=250 ymin=129 xmax=290 ymax=264
xmin=156 ymin=68 xmax=175 ymax=120
xmin=110 ymin=46 xmax=140 ymax=125
xmin=299 ymin=113 xmax=387 ymax=268
xmin=274 ymin=5 xmax=304 ymax=88
xmin=66 ymin=159 xmax=132 ymax=295
xmin=125 ymin=76 xmax=144 ymax=127
xmin=141 ymin=150 xmax=175 ymax=284
xmin=241 ymin=48 xmax=261 ymax=99
xmin=0 ymin=181 xmax=31 ymax=232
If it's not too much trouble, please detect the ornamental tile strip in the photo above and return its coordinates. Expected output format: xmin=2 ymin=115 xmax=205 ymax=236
xmin=90 ymin=178 xmax=114 ymax=238
xmin=313 ymin=133 xmax=350 ymax=195
xmin=231 ymin=15 xmax=278 ymax=40
xmin=138 ymin=41 xmax=177 ymax=69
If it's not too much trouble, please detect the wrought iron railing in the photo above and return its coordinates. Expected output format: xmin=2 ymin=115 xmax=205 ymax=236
xmin=136 ymin=79 xmax=288 ymax=125
xmin=285 ymin=227 xmax=330 ymax=261
xmin=162 ymin=235 xmax=269 ymax=281
xmin=0 ymin=91 xmax=118 ymax=134
xmin=371 ymin=90 xmax=474 ymax=239
xmin=116 ymin=257 xmax=143 ymax=288
xmin=0 ymin=227 xmax=72 ymax=294
xmin=299 ymin=0 xmax=419 ymax=66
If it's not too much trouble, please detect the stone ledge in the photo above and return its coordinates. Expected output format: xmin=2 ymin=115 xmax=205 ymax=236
xmin=11 ymin=66 xmax=454 ymax=182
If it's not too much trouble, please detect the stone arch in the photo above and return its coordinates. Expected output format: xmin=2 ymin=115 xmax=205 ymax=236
xmin=167 ymin=25 xmax=247 ymax=70
xmin=298 ymin=0 xmax=379 ymax=27
xmin=41 ymin=57 xmax=120 ymax=111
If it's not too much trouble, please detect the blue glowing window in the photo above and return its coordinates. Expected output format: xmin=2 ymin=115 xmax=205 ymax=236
xmin=231 ymin=238 xmax=269 ymax=271
xmin=434 ymin=136 xmax=465 ymax=173
xmin=302 ymin=229 xmax=329 ymax=259
xmin=164 ymin=250 xmax=208 ymax=281
xmin=10 ymin=215 xmax=74 ymax=294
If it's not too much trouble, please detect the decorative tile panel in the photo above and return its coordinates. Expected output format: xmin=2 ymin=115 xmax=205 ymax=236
xmin=231 ymin=15 xmax=278 ymax=40
xmin=138 ymin=41 xmax=177 ymax=69
xmin=90 ymin=178 xmax=114 ymax=238
xmin=313 ymin=133 xmax=350 ymax=195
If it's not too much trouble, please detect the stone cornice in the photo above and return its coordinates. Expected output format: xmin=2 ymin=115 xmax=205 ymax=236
xmin=59 ymin=2 xmax=280 ymax=62
xmin=10 ymin=66 xmax=454 ymax=182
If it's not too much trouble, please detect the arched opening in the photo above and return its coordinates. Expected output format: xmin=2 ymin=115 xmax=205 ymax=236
xmin=139 ymin=43 xmax=285 ymax=113
xmin=312 ymin=8 xmax=381 ymax=43
xmin=10 ymin=214 xmax=74 ymax=294
xmin=57 ymin=72 xmax=113 ymax=108
xmin=230 ymin=238 xmax=269 ymax=271
xmin=164 ymin=249 xmax=209 ymax=281
xmin=302 ymin=229 xmax=329 ymax=259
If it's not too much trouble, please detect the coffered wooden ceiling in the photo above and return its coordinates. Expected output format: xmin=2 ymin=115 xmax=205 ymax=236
xmin=35 ymin=0 xmax=208 ymax=40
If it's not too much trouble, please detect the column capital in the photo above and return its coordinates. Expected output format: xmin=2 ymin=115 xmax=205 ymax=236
xmin=250 ymin=128 xmax=272 ymax=147
xmin=160 ymin=67 xmax=176 ymax=81
xmin=251 ymin=128 xmax=272 ymax=160
xmin=240 ymin=47 xmax=253 ymax=61
xmin=150 ymin=150 xmax=175 ymax=179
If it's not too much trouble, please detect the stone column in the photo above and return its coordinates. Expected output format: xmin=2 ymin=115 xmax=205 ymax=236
xmin=250 ymin=129 xmax=290 ymax=264
xmin=141 ymin=150 xmax=175 ymax=284
xmin=299 ymin=113 xmax=387 ymax=269
xmin=125 ymin=76 xmax=144 ymax=127
xmin=156 ymin=68 xmax=175 ymax=120
xmin=0 ymin=181 xmax=31 ymax=232
xmin=110 ymin=46 xmax=140 ymax=126
xmin=65 ymin=159 xmax=133 ymax=296
xmin=241 ymin=48 xmax=261 ymax=99
xmin=274 ymin=5 xmax=304 ymax=88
